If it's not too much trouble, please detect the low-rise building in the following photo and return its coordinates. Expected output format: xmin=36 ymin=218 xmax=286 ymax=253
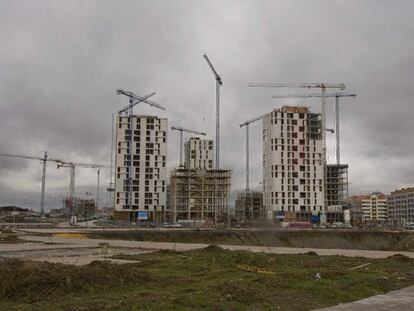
xmin=387 ymin=187 xmax=414 ymax=225
xmin=64 ymin=197 xmax=96 ymax=219
xmin=361 ymin=192 xmax=387 ymax=222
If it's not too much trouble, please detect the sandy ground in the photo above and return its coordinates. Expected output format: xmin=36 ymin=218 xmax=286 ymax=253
xmin=1 ymin=236 xmax=154 ymax=266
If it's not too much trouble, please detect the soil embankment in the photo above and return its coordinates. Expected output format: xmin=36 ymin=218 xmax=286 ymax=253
xmin=87 ymin=230 xmax=414 ymax=252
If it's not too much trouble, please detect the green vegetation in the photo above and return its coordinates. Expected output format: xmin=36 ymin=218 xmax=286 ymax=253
xmin=87 ymin=229 xmax=414 ymax=251
xmin=1 ymin=246 xmax=414 ymax=310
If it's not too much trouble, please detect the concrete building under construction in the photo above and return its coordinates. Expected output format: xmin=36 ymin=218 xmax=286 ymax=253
xmin=262 ymin=106 xmax=324 ymax=217
xmin=168 ymin=136 xmax=231 ymax=223
xmin=184 ymin=137 xmax=214 ymax=170
xmin=326 ymin=164 xmax=349 ymax=208
xmin=63 ymin=197 xmax=96 ymax=219
xmin=169 ymin=168 xmax=231 ymax=222
xmin=235 ymin=191 xmax=264 ymax=222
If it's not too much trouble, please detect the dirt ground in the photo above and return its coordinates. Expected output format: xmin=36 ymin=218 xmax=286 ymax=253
xmin=1 ymin=246 xmax=414 ymax=311
xmin=85 ymin=229 xmax=414 ymax=252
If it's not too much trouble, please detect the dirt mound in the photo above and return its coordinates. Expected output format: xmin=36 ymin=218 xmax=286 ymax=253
xmin=0 ymin=258 xmax=151 ymax=302
xmin=305 ymin=251 xmax=318 ymax=256
xmin=203 ymin=244 xmax=223 ymax=252
xmin=387 ymin=254 xmax=412 ymax=261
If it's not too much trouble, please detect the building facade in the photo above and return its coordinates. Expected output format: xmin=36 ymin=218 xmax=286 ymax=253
xmin=169 ymin=168 xmax=231 ymax=222
xmin=387 ymin=187 xmax=414 ymax=225
xmin=184 ymin=137 xmax=214 ymax=170
xmin=361 ymin=192 xmax=387 ymax=222
xmin=235 ymin=191 xmax=264 ymax=222
xmin=114 ymin=115 xmax=168 ymax=222
xmin=262 ymin=106 xmax=324 ymax=218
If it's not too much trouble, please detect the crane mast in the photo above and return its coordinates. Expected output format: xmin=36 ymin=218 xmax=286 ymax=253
xmin=0 ymin=152 xmax=63 ymax=216
xmin=171 ymin=126 xmax=206 ymax=168
xmin=203 ymin=54 xmax=222 ymax=169
xmin=239 ymin=114 xmax=266 ymax=191
xmin=40 ymin=151 xmax=47 ymax=216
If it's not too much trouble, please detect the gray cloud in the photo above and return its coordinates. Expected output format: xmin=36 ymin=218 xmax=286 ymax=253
xmin=1 ymin=0 xmax=414 ymax=210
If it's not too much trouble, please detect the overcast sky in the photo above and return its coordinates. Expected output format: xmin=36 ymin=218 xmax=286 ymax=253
xmin=1 ymin=0 xmax=414 ymax=210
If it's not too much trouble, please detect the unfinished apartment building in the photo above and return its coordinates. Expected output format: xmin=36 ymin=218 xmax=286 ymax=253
xmin=114 ymin=115 xmax=168 ymax=222
xmin=169 ymin=137 xmax=231 ymax=223
xmin=326 ymin=164 xmax=349 ymax=208
xmin=263 ymin=106 xmax=324 ymax=218
xmin=170 ymin=168 xmax=231 ymax=222
xmin=185 ymin=137 xmax=214 ymax=170
xmin=235 ymin=191 xmax=264 ymax=222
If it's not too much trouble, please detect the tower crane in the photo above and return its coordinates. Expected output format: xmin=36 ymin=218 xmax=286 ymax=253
xmin=272 ymin=92 xmax=356 ymax=165
xmin=0 ymin=152 xmax=63 ymax=216
xmin=240 ymin=114 xmax=267 ymax=191
xmin=171 ymin=126 xmax=206 ymax=168
xmin=203 ymin=54 xmax=222 ymax=169
xmin=248 ymin=83 xmax=346 ymax=210
xmin=57 ymin=161 xmax=108 ymax=224
xmin=116 ymin=88 xmax=166 ymax=211
xmin=108 ymin=113 xmax=115 ymax=195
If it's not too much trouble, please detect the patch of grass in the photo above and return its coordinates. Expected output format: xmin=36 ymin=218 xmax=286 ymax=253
xmin=1 ymin=246 xmax=414 ymax=310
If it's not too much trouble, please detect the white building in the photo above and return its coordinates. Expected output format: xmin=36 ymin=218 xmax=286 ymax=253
xmin=361 ymin=193 xmax=387 ymax=222
xmin=114 ymin=115 xmax=167 ymax=222
xmin=184 ymin=137 xmax=214 ymax=170
xmin=262 ymin=106 xmax=324 ymax=218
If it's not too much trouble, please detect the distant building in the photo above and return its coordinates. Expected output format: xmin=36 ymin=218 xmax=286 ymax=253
xmin=0 ymin=206 xmax=31 ymax=215
xmin=114 ymin=115 xmax=168 ymax=222
xmin=347 ymin=195 xmax=365 ymax=212
xmin=387 ymin=187 xmax=414 ymax=225
xmin=184 ymin=137 xmax=214 ymax=170
xmin=262 ymin=106 xmax=324 ymax=218
xmin=361 ymin=192 xmax=387 ymax=222
xmin=235 ymin=191 xmax=264 ymax=222
xmin=346 ymin=195 xmax=366 ymax=224
xmin=64 ymin=197 xmax=96 ymax=218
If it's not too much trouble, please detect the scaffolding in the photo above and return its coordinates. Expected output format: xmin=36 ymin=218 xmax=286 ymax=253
xmin=169 ymin=168 xmax=231 ymax=223
xmin=235 ymin=191 xmax=264 ymax=222
xmin=326 ymin=164 xmax=349 ymax=207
